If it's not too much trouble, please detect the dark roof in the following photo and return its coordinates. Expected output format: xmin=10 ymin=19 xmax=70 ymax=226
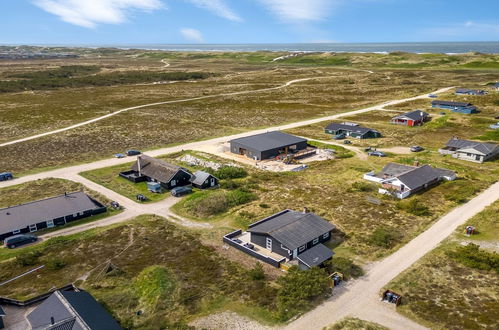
xmin=297 ymin=243 xmax=334 ymax=268
xmin=248 ymin=210 xmax=335 ymax=250
xmin=392 ymin=110 xmax=429 ymax=121
xmin=132 ymin=154 xmax=190 ymax=183
xmin=445 ymin=138 xmax=498 ymax=155
xmin=395 ymin=165 xmax=440 ymax=190
xmin=375 ymin=163 xmax=415 ymax=179
xmin=325 ymin=122 xmax=379 ymax=136
xmin=0 ymin=192 xmax=101 ymax=234
xmin=27 ymin=290 xmax=122 ymax=330
xmin=229 ymin=131 xmax=307 ymax=152
xmin=431 ymin=100 xmax=472 ymax=107
xmin=191 ymin=171 xmax=217 ymax=185
xmin=455 ymin=88 xmax=485 ymax=94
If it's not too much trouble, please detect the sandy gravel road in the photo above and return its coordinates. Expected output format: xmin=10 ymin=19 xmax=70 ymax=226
xmin=285 ymin=181 xmax=499 ymax=330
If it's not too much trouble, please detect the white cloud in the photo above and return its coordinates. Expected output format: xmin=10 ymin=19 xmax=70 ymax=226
xmin=423 ymin=21 xmax=499 ymax=38
xmin=33 ymin=0 xmax=164 ymax=28
xmin=257 ymin=0 xmax=335 ymax=22
xmin=184 ymin=0 xmax=241 ymax=22
xmin=180 ymin=28 xmax=204 ymax=42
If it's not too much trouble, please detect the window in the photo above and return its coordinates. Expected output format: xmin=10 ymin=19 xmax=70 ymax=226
xmin=265 ymin=237 xmax=272 ymax=250
xmin=312 ymin=238 xmax=319 ymax=245
xmin=12 ymin=229 xmax=21 ymax=234
xmin=47 ymin=220 xmax=54 ymax=228
xmin=171 ymin=179 xmax=176 ymax=187
xmin=298 ymin=245 xmax=306 ymax=252
xmin=29 ymin=224 xmax=37 ymax=232
xmin=323 ymin=232 xmax=330 ymax=239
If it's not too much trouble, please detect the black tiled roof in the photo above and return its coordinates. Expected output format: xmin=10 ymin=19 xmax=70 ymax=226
xmin=248 ymin=210 xmax=335 ymax=250
xmin=325 ymin=122 xmax=379 ymax=135
xmin=229 ymin=131 xmax=307 ymax=152
xmin=0 ymin=192 xmax=101 ymax=234
xmin=297 ymin=243 xmax=334 ymax=268
xmin=445 ymin=138 xmax=498 ymax=155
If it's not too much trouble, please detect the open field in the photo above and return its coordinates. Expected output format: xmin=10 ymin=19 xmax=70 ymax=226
xmin=387 ymin=201 xmax=499 ymax=329
xmin=1 ymin=48 xmax=498 ymax=175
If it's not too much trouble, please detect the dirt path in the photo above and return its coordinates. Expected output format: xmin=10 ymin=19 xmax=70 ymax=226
xmin=303 ymin=137 xmax=368 ymax=160
xmin=0 ymin=74 xmax=360 ymax=148
xmin=285 ymin=181 xmax=499 ymax=330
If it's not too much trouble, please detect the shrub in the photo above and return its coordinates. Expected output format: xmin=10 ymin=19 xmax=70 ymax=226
xmin=447 ymin=243 xmax=499 ymax=273
xmin=134 ymin=266 xmax=177 ymax=309
xmin=226 ymin=189 xmax=256 ymax=207
xmin=397 ymin=198 xmax=431 ymax=216
xmin=46 ymin=257 xmax=67 ymax=270
xmin=326 ymin=257 xmax=364 ymax=280
xmin=276 ymin=266 xmax=330 ymax=320
xmin=220 ymin=179 xmax=240 ymax=190
xmin=15 ymin=251 xmax=43 ymax=267
xmin=248 ymin=262 xmax=266 ymax=281
xmin=368 ymin=227 xmax=402 ymax=248
xmin=215 ymin=166 xmax=248 ymax=180
xmin=351 ymin=181 xmax=376 ymax=192
xmin=445 ymin=184 xmax=480 ymax=204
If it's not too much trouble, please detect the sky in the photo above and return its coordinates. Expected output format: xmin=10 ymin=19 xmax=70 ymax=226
xmin=0 ymin=0 xmax=498 ymax=44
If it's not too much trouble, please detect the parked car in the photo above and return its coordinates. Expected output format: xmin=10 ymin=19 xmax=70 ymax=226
xmin=114 ymin=153 xmax=126 ymax=158
xmin=343 ymin=140 xmax=351 ymax=144
xmin=136 ymin=194 xmax=147 ymax=202
xmin=126 ymin=150 xmax=141 ymax=156
xmin=4 ymin=234 xmax=37 ymax=249
xmin=368 ymin=151 xmax=386 ymax=157
xmin=410 ymin=146 xmax=424 ymax=152
xmin=428 ymin=94 xmax=437 ymax=98
xmin=490 ymin=122 xmax=499 ymax=129
xmin=171 ymin=186 xmax=192 ymax=197
xmin=0 ymin=172 xmax=13 ymax=181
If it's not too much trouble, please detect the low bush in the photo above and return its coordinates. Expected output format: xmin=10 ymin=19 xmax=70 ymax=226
xmin=185 ymin=189 xmax=256 ymax=217
xmin=134 ymin=266 xmax=177 ymax=309
xmin=276 ymin=266 xmax=330 ymax=320
xmin=248 ymin=262 xmax=266 ymax=281
xmin=220 ymin=179 xmax=240 ymax=190
xmin=447 ymin=243 xmax=499 ymax=273
xmin=368 ymin=227 xmax=402 ymax=248
xmin=445 ymin=183 xmax=480 ymax=204
xmin=397 ymin=198 xmax=431 ymax=216
xmin=15 ymin=250 xmax=43 ymax=267
xmin=326 ymin=257 xmax=364 ymax=280
xmin=215 ymin=166 xmax=248 ymax=180
xmin=351 ymin=181 xmax=376 ymax=192
xmin=46 ymin=257 xmax=67 ymax=270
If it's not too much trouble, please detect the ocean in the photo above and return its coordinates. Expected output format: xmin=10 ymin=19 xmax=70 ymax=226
xmin=116 ymin=42 xmax=499 ymax=54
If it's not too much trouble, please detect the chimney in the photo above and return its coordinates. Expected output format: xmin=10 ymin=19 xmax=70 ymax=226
xmin=302 ymin=207 xmax=309 ymax=214
xmin=51 ymin=317 xmax=55 ymax=325
xmin=413 ymin=161 xmax=420 ymax=167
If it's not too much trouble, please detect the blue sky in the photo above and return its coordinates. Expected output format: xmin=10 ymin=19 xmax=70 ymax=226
xmin=1 ymin=0 xmax=498 ymax=44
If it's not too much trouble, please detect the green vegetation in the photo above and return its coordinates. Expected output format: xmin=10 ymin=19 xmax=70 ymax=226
xmin=447 ymin=243 xmax=499 ymax=273
xmin=368 ymin=227 xmax=402 ymax=248
xmin=0 ymin=65 xmax=212 ymax=93
xmin=134 ymin=266 xmax=177 ymax=309
xmin=179 ymin=189 xmax=256 ymax=218
xmin=387 ymin=201 xmax=499 ymax=329
xmin=212 ymin=166 xmax=248 ymax=179
xmin=326 ymin=317 xmax=388 ymax=330
xmin=325 ymin=257 xmax=364 ymax=280
xmin=397 ymin=198 xmax=431 ymax=216
xmin=462 ymin=61 xmax=499 ymax=69
xmin=276 ymin=266 xmax=330 ymax=320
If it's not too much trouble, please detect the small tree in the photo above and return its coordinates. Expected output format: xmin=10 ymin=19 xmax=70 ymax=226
xmin=248 ymin=262 xmax=265 ymax=281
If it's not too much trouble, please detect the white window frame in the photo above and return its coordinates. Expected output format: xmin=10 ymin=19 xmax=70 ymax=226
xmin=323 ymin=232 xmax=329 ymax=239
xmin=312 ymin=238 xmax=319 ymax=245
xmin=29 ymin=224 xmax=37 ymax=232
xmin=265 ymin=237 xmax=272 ymax=250
xmin=46 ymin=220 xmax=55 ymax=228
xmin=298 ymin=245 xmax=306 ymax=252
xmin=171 ymin=179 xmax=177 ymax=187
xmin=12 ymin=229 xmax=21 ymax=234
